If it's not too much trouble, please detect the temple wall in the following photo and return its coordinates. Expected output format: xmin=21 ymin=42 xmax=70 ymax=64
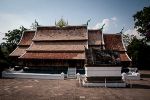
xmin=25 ymin=59 xmax=84 ymax=68
xmin=85 ymin=67 xmax=122 ymax=77
xmin=16 ymin=59 xmax=25 ymax=66
xmin=2 ymin=71 xmax=64 ymax=80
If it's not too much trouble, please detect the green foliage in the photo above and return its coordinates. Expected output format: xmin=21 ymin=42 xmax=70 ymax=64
xmin=127 ymin=37 xmax=150 ymax=69
xmin=2 ymin=26 xmax=27 ymax=54
xmin=0 ymin=45 xmax=9 ymax=72
xmin=0 ymin=26 xmax=27 ymax=71
xmin=123 ymin=34 xmax=136 ymax=48
xmin=133 ymin=6 xmax=150 ymax=41
xmin=0 ymin=59 xmax=9 ymax=71
xmin=2 ymin=29 xmax=21 ymax=53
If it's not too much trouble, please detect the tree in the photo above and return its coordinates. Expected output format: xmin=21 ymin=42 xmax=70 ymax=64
xmin=0 ymin=26 xmax=27 ymax=70
xmin=0 ymin=45 xmax=9 ymax=72
xmin=123 ymin=34 xmax=135 ymax=48
xmin=2 ymin=26 xmax=27 ymax=54
xmin=133 ymin=6 xmax=150 ymax=41
xmin=127 ymin=37 xmax=150 ymax=69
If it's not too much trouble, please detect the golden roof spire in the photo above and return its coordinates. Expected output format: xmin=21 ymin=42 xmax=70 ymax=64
xmin=55 ymin=16 xmax=68 ymax=28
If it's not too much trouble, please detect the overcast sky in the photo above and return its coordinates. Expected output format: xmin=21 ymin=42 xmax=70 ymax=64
xmin=0 ymin=0 xmax=150 ymax=43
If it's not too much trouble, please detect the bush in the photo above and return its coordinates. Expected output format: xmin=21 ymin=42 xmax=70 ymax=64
xmin=0 ymin=59 xmax=9 ymax=72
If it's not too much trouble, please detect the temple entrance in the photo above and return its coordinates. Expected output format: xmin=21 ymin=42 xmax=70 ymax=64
xmin=68 ymin=60 xmax=77 ymax=78
xmin=69 ymin=60 xmax=77 ymax=67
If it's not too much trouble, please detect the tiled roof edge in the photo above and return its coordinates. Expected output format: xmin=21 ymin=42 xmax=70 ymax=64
xmin=125 ymin=52 xmax=132 ymax=61
xmin=32 ymin=29 xmax=38 ymax=41
xmin=9 ymin=46 xmax=19 ymax=56
xmin=33 ymin=39 xmax=88 ymax=41
xmin=17 ymin=30 xmax=36 ymax=46
xmin=17 ymin=31 xmax=25 ymax=45
xmin=19 ymin=41 xmax=34 ymax=58
xmin=121 ymin=34 xmax=127 ymax=51
xmin=36 ymin=25 xmax=87 ymax=28
xmin=103 ymin=33 xmax=121 ymax=35
xmin=88 ymin=29 xmax=102 ymax=31
xmin=26 ymin=50 xmax=85 ymax=52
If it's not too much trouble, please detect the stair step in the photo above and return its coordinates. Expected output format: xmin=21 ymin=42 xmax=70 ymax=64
xmin=68 ymin=73 xmax=76 ymax=74
xmin=68 ymin=75 xmax=76 ymax=78
xmin=67 ymin=67 xmax=76 ymax=78
xmin=68 ymin=72 xmax=75 ymax=73
xmin=68 ymin=70 xmax=75 ymax=71
xmin=68 ymin=77 xmax=76 ymax=78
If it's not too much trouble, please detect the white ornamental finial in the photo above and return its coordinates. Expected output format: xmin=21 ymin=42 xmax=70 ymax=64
xmin=30 ymin=19 xmax=39 ymax=30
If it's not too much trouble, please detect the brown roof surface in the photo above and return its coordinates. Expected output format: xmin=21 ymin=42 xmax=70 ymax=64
xmin=33 ymin=26 xmax=87 ymax=41
xmin=119 ymin=52 xmax=131 ymax=61
xmin=27 ymin=41 xmax=86 ymax=52
xmin=9 ymin=46 xmax=28 ymax=56
xmin=19 ymin=52 xmax=85 ymax=59
xmin=103 ymin=34 xmax=125 ymax=51
xmin=18 ymin=31 xmax=35 ymax=46
xmin=88 ymin=30 xmax=102 ymax=45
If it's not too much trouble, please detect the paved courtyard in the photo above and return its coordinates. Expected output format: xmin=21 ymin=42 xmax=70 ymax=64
xmin=0 ymin=70 xmax=150 ymax=100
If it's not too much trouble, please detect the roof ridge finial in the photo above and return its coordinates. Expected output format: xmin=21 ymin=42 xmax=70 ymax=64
xmin=55 ymin=16 xmax=68 ymax=28
xmin=120 ymin=26 xmax=124 ymax=34
xmin=100 ymin=23 xmax=105 ymax=30
xmin=86 ymin=19 xmax=91 ymax=26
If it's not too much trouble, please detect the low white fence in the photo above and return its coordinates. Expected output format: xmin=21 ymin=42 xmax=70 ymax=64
xmin=82 ymin=81 xmax=126 ymax=87
xmin=122 ymin=72 xmax=140 ymax=80
xmin=2 ymin=70 xmax=64 ymax=80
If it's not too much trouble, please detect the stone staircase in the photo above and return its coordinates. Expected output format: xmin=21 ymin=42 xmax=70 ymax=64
xmin=67 ymin=67 xmax=76 ymax=78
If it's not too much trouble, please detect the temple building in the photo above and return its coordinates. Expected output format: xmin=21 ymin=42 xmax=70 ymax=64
xmin=10 ymin=18 xmax=131 ymax=80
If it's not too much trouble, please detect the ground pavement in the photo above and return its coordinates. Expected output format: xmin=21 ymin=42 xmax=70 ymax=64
xmin=0 ymin=70 xmax=150 ymax=100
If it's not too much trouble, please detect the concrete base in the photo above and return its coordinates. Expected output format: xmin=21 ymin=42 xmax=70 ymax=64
xmin=83 ymin=81 xmax=126 ymax=87
xmin=2 ymin=70 xmax=64 ymax=80
xmin=85 ymin=67 xmax=122 ymax=77
xmin=122 ymin=72 xmax=140 ymax=80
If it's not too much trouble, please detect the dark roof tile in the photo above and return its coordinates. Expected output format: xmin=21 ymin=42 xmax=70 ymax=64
xmin=27 ymin=41 xmax=86 ymax=51
xmin=120 ymin=52 xmax=131 ymax=61
xmin=88 ymin=30 xmax=102 ymax=45
xmin=18 ymin=31 xmax=35 ymax=46
xmin=33 ymin=26 xmax=87 ymax=41
xmin=19 ymin=52 xmax=85 ymax=59
xmin=103 ymin=34 xmax=126 ymax=51
xmin=9 ymin=46 xmax=28 ymax=56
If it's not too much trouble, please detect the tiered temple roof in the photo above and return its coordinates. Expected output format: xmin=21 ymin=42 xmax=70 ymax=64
xmin=10 ymin=30 xmax=35 ymax=57
xmin=33 ymin=26 xmax=87 ymax=41
xmin=10 ymin=19 xmax=131 ymax=63
xmin=103 ymin=34 xmax=125 ymax=51
xmin=27 ymin=41 xmax=86 ymax=52
xmin=103 ymin=34 xmax=131 ymax=62
xmin=19 ymin=52 xmax=85 ymax=59
xmin=19 ymin=25 xmax=87 ymax=60
xmin=18 ymin=31 xmax=35 ymax=46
